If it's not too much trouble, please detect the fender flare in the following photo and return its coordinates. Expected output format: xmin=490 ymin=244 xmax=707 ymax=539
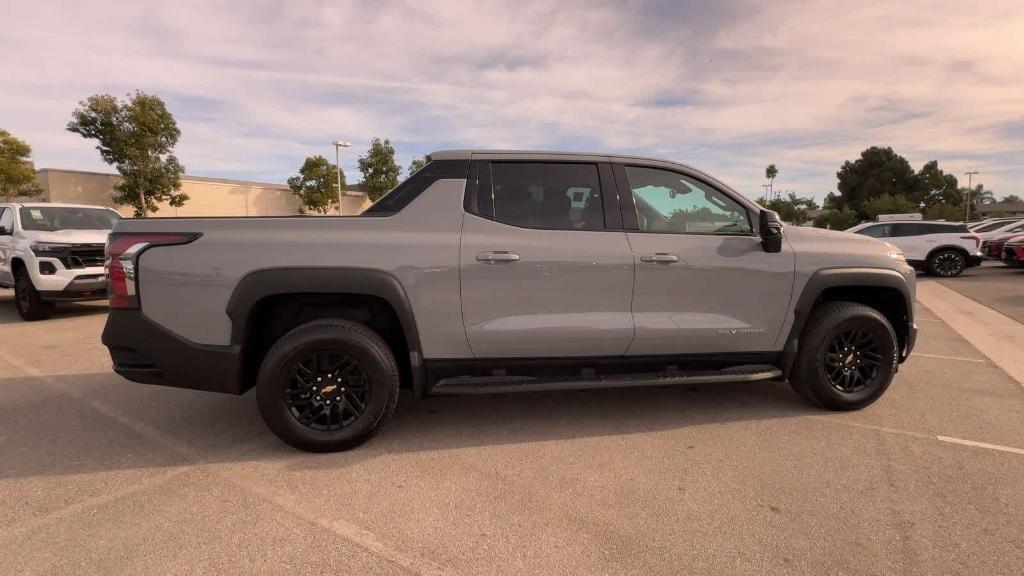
xmin=781 ymin=267 xmax=914 ymax=376
xmin=226 ymin=267 xmax=426 ymax=397
xmin=924 ymin=244 xmax=971 ymax=261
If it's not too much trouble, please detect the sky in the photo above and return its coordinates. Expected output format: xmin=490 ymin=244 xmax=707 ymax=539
xmin=2 ymin=0 xmax=1023 ymax=202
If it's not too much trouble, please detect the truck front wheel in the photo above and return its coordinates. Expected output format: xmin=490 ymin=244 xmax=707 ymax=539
xmin=14 ymin=267 xmax=54 ymax=321
xmin=789 ymin=302 xmax=898 ymax=411
xmin=256 ymin=319 xmax=400 ymax=452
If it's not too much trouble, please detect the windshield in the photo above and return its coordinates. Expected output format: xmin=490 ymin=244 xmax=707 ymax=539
xmin=19 ymin=207 xmax=121 ymax=232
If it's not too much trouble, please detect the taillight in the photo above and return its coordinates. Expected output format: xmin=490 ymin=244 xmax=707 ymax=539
xmin=105 ymin=233 xmax=200 ymax=309
xmin=960 ymin=235 xmax=981 ymax=249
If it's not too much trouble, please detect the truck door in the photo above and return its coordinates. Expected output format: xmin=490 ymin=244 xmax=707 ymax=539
xmin=459 ymin=160 xmax=636 ymax=358
xmin=615 ymin=164 xmax=796 ymax=355
xmin=0 ymin=207 xmax=14 ymax=287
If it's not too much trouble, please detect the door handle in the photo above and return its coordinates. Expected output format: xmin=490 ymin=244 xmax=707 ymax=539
xmin=477 ymin=251 xmax=521 ymax=263
xmin=640 ymin=253 xmax=679 ymax=264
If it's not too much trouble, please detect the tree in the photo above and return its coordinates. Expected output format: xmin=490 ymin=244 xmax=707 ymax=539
xmin=1002 ymin=194 xmax=1023 ymax=204
xmin=0 ymin=129 xmax=43 ymax=200
xmin=287 ymin=155 xmax=345 ymax=214
xmin=812 ymin=207 xmax=859 ymax=230
xmin=407 ymin=156 xmax=427 ymax=176
xmin=67 ymin=91 xmax=187 ymax=217
xmin=765 ymin=164 xmax=778 ymax=200
xmin=835 ymin=146 xmax=919 ymax=219
xmin=964 ymin=183 xmax=995 ymax=205
xmin=862 ymin=194 xmax=920 ymax=219
xmin=761 ymin=192 xmax=818 ymax=225
xmin=357 ymin=138 xmax=401 ymax=202
xmin=924 ymin=203 xmax=966 ymax=222
xmin=916 ymin=160 xmax=960 ymax=207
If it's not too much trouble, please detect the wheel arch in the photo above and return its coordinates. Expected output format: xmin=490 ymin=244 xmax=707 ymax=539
xmin=226 ymin=267 xmax=425 ymax=397
xmin=781 ymin=268 xmax=914 ymax=377
xmin=925 ymin=244 xmax=970 ymax=262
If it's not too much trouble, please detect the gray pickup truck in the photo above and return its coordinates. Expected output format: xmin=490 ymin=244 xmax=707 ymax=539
xmin=102 ymin=150 xmax=917 ymax=452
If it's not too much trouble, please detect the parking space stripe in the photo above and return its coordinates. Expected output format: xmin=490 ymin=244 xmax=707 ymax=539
xmin=911 ymin=352 xmax=989 ymax=363
xmin=936 ymin=436 xmax=1024 ymax=456
xmin=810 ymin=416 xmax=1024 ymax=457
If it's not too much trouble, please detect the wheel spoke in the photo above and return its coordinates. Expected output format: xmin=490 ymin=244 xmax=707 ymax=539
xmin=285 ymin=349 xmax=371 ymax=431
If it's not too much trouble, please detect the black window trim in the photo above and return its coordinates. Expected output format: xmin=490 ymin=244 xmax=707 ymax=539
xmin=364 ymin=158 xmax=471 ymax=215
xmin=614 ymin=163 xmax=758 ymax=237
xmin=462 ymin=159 xmax=625 ymax=233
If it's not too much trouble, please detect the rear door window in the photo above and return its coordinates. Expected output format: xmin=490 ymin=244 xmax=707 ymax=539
xmin=856 ymin=224 xmax=891 ymax=238
xmin=475 ymin=162 xmax=605 ymax=231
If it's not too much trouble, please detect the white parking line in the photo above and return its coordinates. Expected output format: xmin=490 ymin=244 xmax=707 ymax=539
xmin=936 ymin=436 xmax=1024 ymax=456
xmin=911 ymin=352 xmax=989 ymax=363
xmin=811 ymin=417 xmax=1024 ymax=457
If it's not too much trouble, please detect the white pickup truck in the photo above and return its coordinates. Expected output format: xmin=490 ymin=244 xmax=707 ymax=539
xmin=0 ymin=202 xmax=120 ymax=320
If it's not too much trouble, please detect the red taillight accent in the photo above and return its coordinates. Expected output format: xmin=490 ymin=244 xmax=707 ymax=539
xmin=105 ymin=233 xmax=200 ymax=309
xmin=960 ymin=235 xmax=981 ymax=249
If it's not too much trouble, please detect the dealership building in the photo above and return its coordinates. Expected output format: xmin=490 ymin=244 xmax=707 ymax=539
xmin=22 ymin=168 xmax=371 ymax=217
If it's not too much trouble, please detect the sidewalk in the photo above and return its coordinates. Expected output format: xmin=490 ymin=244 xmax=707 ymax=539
xmin=917 ymin=279 xmax=1024 ymax=386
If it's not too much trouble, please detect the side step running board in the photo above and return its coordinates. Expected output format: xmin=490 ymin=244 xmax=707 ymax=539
xmin=430 ymin=365 xmax=783 ymax=395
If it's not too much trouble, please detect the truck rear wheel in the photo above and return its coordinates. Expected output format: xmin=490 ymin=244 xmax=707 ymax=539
xmin=256 ymin=319 xmax=400 ymax=452
xmin=789 ymin=302 xmax=898 ymax=411
xmin=14 ymin=268 xmax=54 ymax=321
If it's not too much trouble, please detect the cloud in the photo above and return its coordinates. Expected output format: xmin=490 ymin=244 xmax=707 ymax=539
xmin=1 ymin=0 xmax=1022 ymax=199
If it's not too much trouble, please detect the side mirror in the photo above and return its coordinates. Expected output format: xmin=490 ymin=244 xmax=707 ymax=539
xmin=0 ymin=225 xmax=10 ymax=236
xmin=759 ymin=210 xmax=783 ymax=253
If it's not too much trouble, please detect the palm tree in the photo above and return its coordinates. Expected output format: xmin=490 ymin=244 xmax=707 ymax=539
xmin=967 ymin=184 xmax=995 ymax=205
xmin=765 ymin=164 xmax=778 ymax=200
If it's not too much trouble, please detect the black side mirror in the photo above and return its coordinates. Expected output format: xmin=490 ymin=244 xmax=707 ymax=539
xmin=759 ymin=210 xmax=783 ymax=253
xmin=0 ymin=225 xmax=10 ymax=236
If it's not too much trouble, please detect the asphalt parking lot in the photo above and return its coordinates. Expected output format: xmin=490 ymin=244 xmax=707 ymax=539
xmin=1 ymin=285 xmax=1022 ymax=575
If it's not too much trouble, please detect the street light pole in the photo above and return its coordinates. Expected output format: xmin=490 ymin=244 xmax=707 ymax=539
xmin=333 ymin=140 xmax=352 ymax=214
xmin=964 ymin=170 xmax=979 ymax=221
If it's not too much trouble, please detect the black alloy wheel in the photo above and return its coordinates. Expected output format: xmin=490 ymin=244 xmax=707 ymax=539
xmin=930 ymin=250 xmax=965 ymax=277
xmin=788 ymin=301 xmax=898 ymax=411
xmin=285 ymin=351 xmax=371 ymax=431
xmin=256 ymin=318 xmax=400 ymax=452
xmin=823 ymin=329 xmax=882 ymax=393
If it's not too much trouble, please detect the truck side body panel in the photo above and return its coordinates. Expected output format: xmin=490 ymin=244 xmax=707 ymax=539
xmin=121 ymin=179 xmax=473 ymax=358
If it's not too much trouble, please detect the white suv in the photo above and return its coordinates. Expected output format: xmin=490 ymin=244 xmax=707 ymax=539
xmin=0 ymin=203 xmax=121 ymax=320
xmin=846 ymin=220 xmax=982 ymax=277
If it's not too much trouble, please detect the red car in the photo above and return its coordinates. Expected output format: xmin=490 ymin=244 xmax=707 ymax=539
xmin=984 ymin=231 xmax=1024 ymax=259
xmin=1000 ymin=233 xmax=1024 ymax=267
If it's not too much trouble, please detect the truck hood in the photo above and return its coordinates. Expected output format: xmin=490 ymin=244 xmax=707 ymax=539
xmin=784 ymin=224 xmax=895 ymax=258
xmin=19 ymin=229 xmax=111 ymax=244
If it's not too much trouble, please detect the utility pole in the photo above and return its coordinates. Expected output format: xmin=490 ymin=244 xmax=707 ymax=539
xmin=333 ymin=140 xmax=351 ymax=214
xmin=964 ymin=170 xmax=979 ymax=221
xmin=761 ymin=183 xmax=771 ymax=204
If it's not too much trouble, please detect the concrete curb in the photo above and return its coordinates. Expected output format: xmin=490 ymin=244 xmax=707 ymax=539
xmin=916 ymin=279 xmax=1024 ymax=387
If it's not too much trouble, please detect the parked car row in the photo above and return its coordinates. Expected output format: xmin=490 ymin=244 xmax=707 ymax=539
xmin=973 ymin=218 xmax=1024 ymax=268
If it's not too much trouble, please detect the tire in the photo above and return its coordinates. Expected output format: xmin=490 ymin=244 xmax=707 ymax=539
xmin=14 ymin=267 xmax=54 ymax=321
xmin=927 ymin=248 xmax=966 ymax=277
xmin=256 ymin=319 xmax=400 ymax=452
xmin=789 ymin=302 xmax=898 ymax=411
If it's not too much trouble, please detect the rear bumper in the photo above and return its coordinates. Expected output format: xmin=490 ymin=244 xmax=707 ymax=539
xmin=966 ymin=254 xmax=984 ymax=267
xmin=102 ymin=309 xmax=244 ymax=395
